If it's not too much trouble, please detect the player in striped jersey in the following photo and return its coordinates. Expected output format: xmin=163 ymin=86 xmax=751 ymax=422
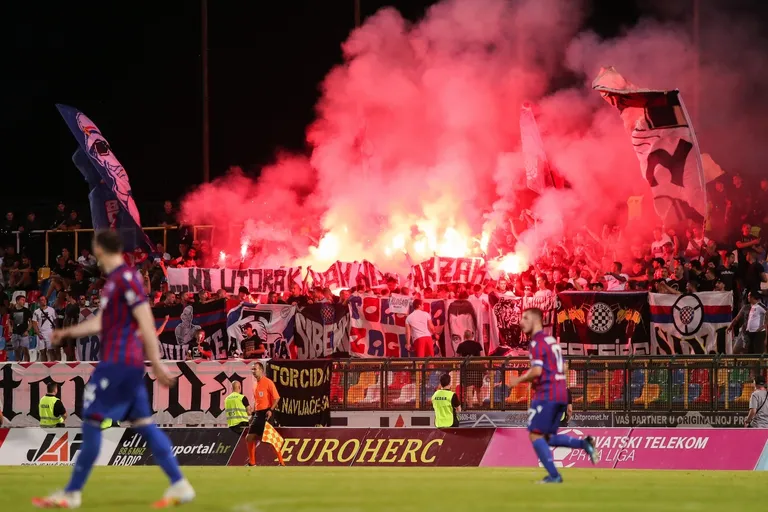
xmin=510 ymin=308 xmax=598 ymax=483
xmin=32 ymin=231 xmax=195 ymax=509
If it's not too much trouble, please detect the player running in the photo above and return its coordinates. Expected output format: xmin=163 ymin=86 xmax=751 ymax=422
xmin=510 ymin=307 xmax=598 ymax=483
xmin=32 ymin=231 xmax=195 ymax=509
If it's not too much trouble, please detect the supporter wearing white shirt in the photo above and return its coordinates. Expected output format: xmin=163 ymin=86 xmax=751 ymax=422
xmin=604 ymin=262 xmax=629 ymax=291
xmin=405 ymin=299 xmax=436 ymax=357
xmin=77 ymin=248 xmax=97 ymax=268
xmin=685 ymin=224 xmax=713 ymax=262
xmin=32 ymin=296 xmax=58 ymax=362
xmin=650 ymin=228 xmax=672 ymax=259
xmin=468 ymin=284 xmax=490 ymax=324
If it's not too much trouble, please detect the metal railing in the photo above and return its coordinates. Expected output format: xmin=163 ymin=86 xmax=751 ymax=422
xmin=329 ymin=355 xmax=768 ymax=413
xmin=10 ymin=225 xmax=215 ymax=266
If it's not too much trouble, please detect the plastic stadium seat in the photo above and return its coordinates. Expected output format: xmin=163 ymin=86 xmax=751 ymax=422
xmin=687 ymin=383 xmax=701 ymax=402
xmin=493 ymin=384 xmax=505 ymax=405
xmin=348 ymin=373 xmax=377 ymax=404
xmin=634 ymin=384 xmax=660 ymax=406
xmin=506 ymin=383 xmax=530 ymax=405
xmin=649 ymin=370 xmax=667 ymax=386
xmin=735 ymin=383 xmax=755 ymax=404
xmin=727 ymin=382 xmax=743 ymax=402
xmin=330 ymin=372 xmax=343 ymax=404
xmin=360 ymin=385 xmax=381 ymax=404
xmin=691 ymin=369 xmax=709 ymax=385
xmin=672 ymin=384 xmax=685 ymax=404
xmin=573 ymin=383 xmax=604 ymax=405
xmin=393 ymin=383 xmax=417 ymax=405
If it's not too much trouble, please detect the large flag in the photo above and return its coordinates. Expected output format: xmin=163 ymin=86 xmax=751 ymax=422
xmin=57 ymin=104 xmax=152 ymax=250
xmin=649 ymin=291 xmax=733 ymax=354
xmin=556 ymin=292 xmax=651 ymax=356
xmin=294 ymin=303 xmax=350 ymax=359
xmin=519 ymin=103 xmax=567 ymax=194
xmin=225 ymin=303 xmax=296 ymax=359
xmin=592 ymin=67 xmax=707 ymax=225
xmin=153 ymin=299 xmax=229 ymax=360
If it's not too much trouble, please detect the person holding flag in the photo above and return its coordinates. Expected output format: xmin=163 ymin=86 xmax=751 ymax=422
xmin=246 ymin=362 xmax=284 ymax=466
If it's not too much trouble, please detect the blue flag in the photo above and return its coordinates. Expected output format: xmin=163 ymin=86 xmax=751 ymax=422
xmin=56 ymin=104 xmax=153 ymax=251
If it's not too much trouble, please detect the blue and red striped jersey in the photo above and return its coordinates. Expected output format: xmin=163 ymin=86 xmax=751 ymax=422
xmin=529 ymin=330 xmax=568 ymax=403
xmin=99 ymin=264 xmax=147 ymax=367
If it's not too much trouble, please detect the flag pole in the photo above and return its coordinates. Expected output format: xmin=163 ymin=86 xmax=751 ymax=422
xmin=692 ymin=0 xmax=700 ymax=123
xmin=202 ymin=0 xmax=210 ymax=183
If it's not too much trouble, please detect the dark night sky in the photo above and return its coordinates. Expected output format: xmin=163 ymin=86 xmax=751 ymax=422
xmin=0 ymin=0 xmax=642 ymax=215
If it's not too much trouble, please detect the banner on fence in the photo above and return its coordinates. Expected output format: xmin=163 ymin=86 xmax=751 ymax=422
xmin=293 ymin=303 xmax=350 ymax=359
xmin=0 ymin=361 xmax=254 ymax=427
xmin=308 ymin=261 xmax=391 ymax=290
xmin=167 ymin=267 xmax=303 ymax=294
xmin=347 ymin=297 xmax=446 ymax=357
xmin=556 ymin=292 xmax=651 ymax=355
xmin=237 ymin=428 xmax=495 ymax=466
xmin=0 ymin=427 xmax=124 ymax=466
xmin=267 ymin=360 xmax=332 ymax=427
xmin=443 ymin=298 xmax=499 ymax=356
xmin=410 ymin=257 xmax=488 ymax=290
xmin=481 ymin=427 xmax=768 ymax=470
xmin=225 ymin=303 xmax=295 ymax=359
xmin=389 ymin=294 xmax=411 ymax=315
xmin=153 ymin=299 xmax=229 ymax=360
xmin=649 ymin=292 xmax=733 ymax=355
xmin=490 ymin=295 xmax=555 ymax=352
xmin=109 ymin=428 xmax=240 ymax=466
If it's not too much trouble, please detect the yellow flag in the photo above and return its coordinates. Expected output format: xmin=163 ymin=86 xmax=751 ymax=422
xmin=262 ymin=422 xmax=284 ymax=451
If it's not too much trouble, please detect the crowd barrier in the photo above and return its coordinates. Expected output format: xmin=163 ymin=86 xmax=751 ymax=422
xmin=331 ymin=355 xmax=768 ymax=413
xmin=2 ymin=427 xmax=766 ymax=470
xmin=2 ymin=358 xmax=767 ymax=427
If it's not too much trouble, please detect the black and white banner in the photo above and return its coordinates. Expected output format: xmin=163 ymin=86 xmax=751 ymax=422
xmin=556 ymin=292 xmax=651 ymax=355
xmin=0 ymin=361 xmax=255 ymax=427
xmin=593 ymin=66 xmax=707 ymax=225
xmin=649 ymin=292 xmax=733 ymax=354
xmin=153 ymin=299 xmax=229 ymax=360
xmin=167 ymin=267 xmax=303 ymax=294
xmin=294 ymin=303 xmax=351 ymax=359
xmin=225 ymin=303 xmax=295 ymax=359
xmin=267 ymin=359 xmax=332 ymax=427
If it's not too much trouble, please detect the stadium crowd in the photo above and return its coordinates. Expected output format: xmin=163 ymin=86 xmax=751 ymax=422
xmin=0 ymin=174 xmax=766 ymax=362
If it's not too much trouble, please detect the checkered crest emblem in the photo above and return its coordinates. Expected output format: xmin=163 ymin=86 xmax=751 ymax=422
xmin=320 ymin=303 xmax=335 ymax=325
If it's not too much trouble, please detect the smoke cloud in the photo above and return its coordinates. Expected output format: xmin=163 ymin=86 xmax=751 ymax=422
xmin=180 ymin=0 xmax=768 ymax=276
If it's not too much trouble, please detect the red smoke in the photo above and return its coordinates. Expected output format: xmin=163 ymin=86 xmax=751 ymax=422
xmin=180 ymin=0 xmax=768 ymax=276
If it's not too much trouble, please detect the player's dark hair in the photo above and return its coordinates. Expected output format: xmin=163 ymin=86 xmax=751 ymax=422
xmin=523 ymin=307 xmax=544 ymax=321
xmin=439 ymin=373 xmax=451 ymax=388
xmin=46 ymin=382 xmax=58 ymax=393
xmin=253 ymin=361 xmax=264 ymax=371
xmin=94 ymin=230 xmax=123 ymax=254
xmin=412 ymin=298 xmax=423 ymax=310
xmin=614 ymin=261 xmax=622 ymax=272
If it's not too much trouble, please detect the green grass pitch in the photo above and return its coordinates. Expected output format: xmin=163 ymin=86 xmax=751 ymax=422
xmin=0 ymin=466 xmax=762 ymax=511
